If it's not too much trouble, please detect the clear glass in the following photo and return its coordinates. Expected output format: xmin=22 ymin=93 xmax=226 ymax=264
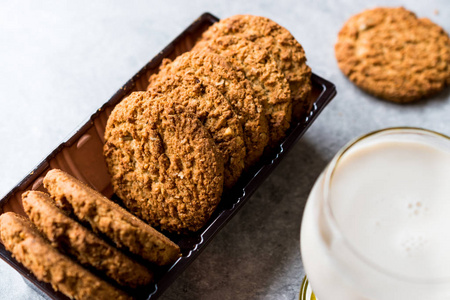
xmin=300 ymin=127 xmax=450 ymax=300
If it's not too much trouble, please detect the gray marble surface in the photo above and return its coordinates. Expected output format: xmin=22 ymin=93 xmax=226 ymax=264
xmin=0 ymin=0 xmax=449 ymax=299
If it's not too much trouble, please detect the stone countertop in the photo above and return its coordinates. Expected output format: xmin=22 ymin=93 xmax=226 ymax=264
xmin=0 ymin=0 xmax=449 ymax=299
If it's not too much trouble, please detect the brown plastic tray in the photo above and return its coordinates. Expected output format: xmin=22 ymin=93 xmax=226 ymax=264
xmin=0 ymin=12 xmax=336 ymax=300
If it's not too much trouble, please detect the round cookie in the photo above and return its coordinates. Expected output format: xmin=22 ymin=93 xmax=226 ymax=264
xmin=193 ymin=35 xmax=292 ymax=146
xmin=149 ymin=50 xmax=269 ymax=168
xmin=103 ymin=92 xmax=224 ymax=233
xmin=148 ymin=74 xmax=246 ymax=189
xmin=0 ymin=212 xmax=131 ymax=300
xmin=335 ymin=7 xmax=450 ymax=102
xmin=22 ymin=190 xmax=153 ymax=288
xmin=43 ymin=169 xmax=182 ymax=261
xmin=200 ymin=15 xmax=312 ymax=119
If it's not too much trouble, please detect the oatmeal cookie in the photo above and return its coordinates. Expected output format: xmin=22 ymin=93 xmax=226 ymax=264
xmin=43 ymin=169 xmax=181 ymax=263
xmin=103 ymin=92 xmax=224 ymax=233
xmin=22 ymin=190 xmax=153 ymax=288
xmin=200 ymin=15 xmax=312 ymax=119
xmin=193 ymin=35 xmax=292 ymax=146
xmin=335 ymin=7 xmax=450 ymax=102
xmin=0 ymin=212 xmax=131 ymax=300
xmin=148 ymin=74 xmax=246 ymax=188
xmin=149 ymin=50 xmax=269 ymax=167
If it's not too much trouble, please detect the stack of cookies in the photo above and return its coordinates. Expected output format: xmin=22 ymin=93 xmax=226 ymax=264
xmin=0 ymin=169 xmax=180 ymax=300
xmin=103 ymin=14 xmax=312 ymax=234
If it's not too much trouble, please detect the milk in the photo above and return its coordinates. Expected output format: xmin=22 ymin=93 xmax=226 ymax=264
xmin=300 ymin=129 xmax=450 ymax=300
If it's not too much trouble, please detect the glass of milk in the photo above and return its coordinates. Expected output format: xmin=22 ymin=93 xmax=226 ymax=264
xmin=300 ymin=127 xmax=450 ymax=300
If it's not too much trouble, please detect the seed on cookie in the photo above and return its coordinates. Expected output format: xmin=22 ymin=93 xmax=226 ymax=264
xmin=193 ymin=35 xmax=292 ymax=146
xmin=335 ymin=7 xmax=450 ymax=102
xmin=200 ymin=14 xmax=312 ymax=120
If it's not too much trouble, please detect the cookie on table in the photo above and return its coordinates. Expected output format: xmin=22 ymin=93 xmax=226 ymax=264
xmin=0 ymin=212 xmax=131 ymax=300
xmin=149 ymin=50 xmax=269 ymax=168
xmin=103 ymin=92 xmax=224 ymax=233
xmin=193 ymin=35 xmax=292 ymax=146
xmin=200 ymin=15 xmax=312 ymax=119
xmin=43 ymin=169 xmax=181 ymax=263
xmin=148 ymin=74 xmax=246 ymax=189
xmin=335 ymin=7 xmax=450 ymax=102
xmin=22 ymin=190 xmax=153 ymax=288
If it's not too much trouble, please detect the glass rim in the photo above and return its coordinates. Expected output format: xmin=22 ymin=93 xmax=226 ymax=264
xmin=322 ymin=127 xmax=450 ymax=284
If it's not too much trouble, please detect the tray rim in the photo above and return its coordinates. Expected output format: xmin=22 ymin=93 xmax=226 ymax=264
xmin=0 ymin=12 xmax=336 ymax=300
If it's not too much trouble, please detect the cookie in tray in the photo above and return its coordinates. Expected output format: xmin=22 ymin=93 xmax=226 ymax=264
xmin=200 ymin=14 xmax=312 ymax=119
xmin=149 ymin=50 xmax=270 ymax=168
xmin=103 ymin=92 xmax=224 ymax=233
xmin=193 ymin=35 xmax=292 ymax=146
xmin=43 ymin=169 xmax=181 ymax=263
xmin=148 ymin=73 xmax=246 ymax=189
xmin=0 ymin=212 xmax=131 ymax=300
xmin=22 ymin=190 xmax=153 ymax=288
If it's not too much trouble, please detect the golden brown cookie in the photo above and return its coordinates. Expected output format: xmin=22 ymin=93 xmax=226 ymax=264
xmin=193 ymin=35 xmax=292 ymax=146
xmin=149 ymin=50 xmax=269 ymax=167
xmin=22 ymin=190 xmax=153 ymax=288
xmin=335 ymin=7 xmax=450 ymax=102
xmin=103 ymin=92 xmax=224 ymax=233
xmin=148 ymin=74 xmax=246 ymax=189
xmin=200 ymin=15 xmax=312 ymax=119
xmin=43 ymin=169 xmax=181 ymax=263
xmin=0 ymin=212 xmax=131 ymax=300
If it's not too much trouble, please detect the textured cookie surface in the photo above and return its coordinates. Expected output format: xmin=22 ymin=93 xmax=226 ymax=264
xmin=22 ymin=190 xmax=153 ymax=288
xmin=201 ymin=14 xmax=312 ymax=119
xmin=0 ymin=212 xmax=130 ymax=300
xmin=103 ymin=92 xmax=224 ymax=233
xmin=193 ymin=35 xmax=292 ymax=146
xmin=149 ymin=50 xmax=269 ymax=167
xmin=148 ymin=74 xmax=245 ymax=189
xmin=335 ymin=7 xmax=450 ymax=102
xmin=43 ymin=169 xmax=181 ymax=262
